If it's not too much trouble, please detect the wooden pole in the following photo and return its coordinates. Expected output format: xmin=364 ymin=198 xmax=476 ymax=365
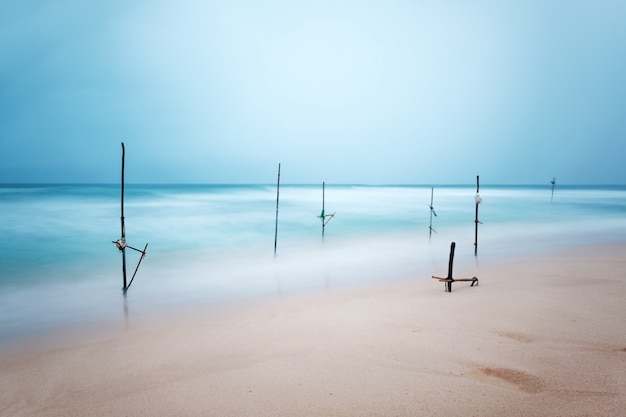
xmin=551 ymin=177 xmax=556 ymax=202
xmin=317 ymin=181 xmax=334 ymax=237
xmin=429 ymin=187 xmax=437 ymax=239
xmin=322 ymin=181 xmax=325 ymax=238
xmin=446 ymin=242 xmax=455 ymax=292
xmin=120 ymin=142 xmax=128 ymax=293
xmin=474 ymin=176 xmax=479 ymax=256
xmin=113 ymin=142 xmax=148 ymax=294
xmin=274 ymin=163 xmax=281 ymax=256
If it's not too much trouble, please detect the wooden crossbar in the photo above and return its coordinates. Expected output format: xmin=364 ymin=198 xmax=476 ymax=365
xmin=432 ymin=276 xmax=479 ymax=286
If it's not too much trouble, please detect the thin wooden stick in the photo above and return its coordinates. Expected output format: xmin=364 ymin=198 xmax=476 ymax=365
xmin=127 ymin=243 xmax=148 ymax=290
xmin=322 ymin=181 xmax=325 ymax=238
xmin=429 ymin=186 xmax=437 ymax=239
xmin=318 ymin=181 xmax=335 ymax=237
xmin=274 ymin=163 xmax=280 ymax=256
xmin=474 ymin=175 xmax=481 ymax=256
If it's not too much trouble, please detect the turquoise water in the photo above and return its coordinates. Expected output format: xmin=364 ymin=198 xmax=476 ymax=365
xmin=1 ymin=183 xmax=626 ymax=343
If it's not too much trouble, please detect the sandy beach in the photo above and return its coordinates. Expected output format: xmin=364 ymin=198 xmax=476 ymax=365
xmin=1 ymin=243 xmax=625 ymax=416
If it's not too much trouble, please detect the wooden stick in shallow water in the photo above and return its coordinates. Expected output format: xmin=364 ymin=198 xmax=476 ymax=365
xmin=322 ymin=181 xmax=325 ymax=238
xmin=318 ymin=181 xmax=335 ymax=238
xmin=429 ymin=186 xmax=437 ymax=239
xmin=474 ymin=175 xmax=482 ymax=256
xmin=274 ymin=163 xmax=280 ymax=256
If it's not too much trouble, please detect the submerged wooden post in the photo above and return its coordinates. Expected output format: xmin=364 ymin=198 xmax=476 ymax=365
xmin=322 ymin=181 xmax=326 ymax=238
xmin=432 ymin=242 xmax=478 ymax=292
xmin=429 ymin=187 xmax=437 ymax=239
xmin=474 ymin=175 xmax=482 ymax=256
xmin=318 ymin=181 xmax=335 ymax=238
xmin=274 ymin=163 xmax=281 ymax=256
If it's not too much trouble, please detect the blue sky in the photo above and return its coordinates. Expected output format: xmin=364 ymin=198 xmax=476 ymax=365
xmin=1 ymin=0 xmax=625 ymax=184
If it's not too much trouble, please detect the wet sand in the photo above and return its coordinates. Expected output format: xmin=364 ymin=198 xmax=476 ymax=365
xmin=1 ymin=243 xmax=625 ymax=416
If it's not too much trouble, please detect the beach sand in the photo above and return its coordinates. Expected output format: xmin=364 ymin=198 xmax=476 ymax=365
xmin=1 ymin=243 xmax=625 ymax=416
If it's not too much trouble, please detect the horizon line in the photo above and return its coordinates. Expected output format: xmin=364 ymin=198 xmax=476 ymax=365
xmin=2 ymin=182 xmax=625 ymax=187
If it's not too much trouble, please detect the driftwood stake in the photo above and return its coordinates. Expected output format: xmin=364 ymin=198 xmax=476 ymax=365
xmin=274 ymin=163 xmax=281 ymax=256
xmin=432 ymin=242 xmax=478 ymax=292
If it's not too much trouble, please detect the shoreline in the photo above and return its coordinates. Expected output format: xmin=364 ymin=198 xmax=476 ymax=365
xmin=2 ymin=242 xmax=625 ymax=416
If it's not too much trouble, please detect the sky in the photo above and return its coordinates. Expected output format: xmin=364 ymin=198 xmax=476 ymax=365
xmin=1 ymin=0 xmax=625 ymax=185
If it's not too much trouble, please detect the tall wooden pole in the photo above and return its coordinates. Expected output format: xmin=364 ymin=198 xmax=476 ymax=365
xmin=113 ymin=142 xmax=147 ymax=293
xmin=120 ymin=142 xmax=128 ymax=293
xmin=274 ymin=163 xmax=281 ymax=256
xmin=474 ymin=176 xmax=479 ymax=256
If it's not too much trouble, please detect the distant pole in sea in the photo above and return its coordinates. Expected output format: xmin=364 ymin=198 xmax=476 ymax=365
xmin=274 ymin=163 xmax=281 ymax=256
xmin=551 ymin=177 xmax=556 ymax=202
xmin=428 ymin=187 xmax=437 ymax=239
xmin=318 ymin=181 xmax=335 ymax=238
xmin=474 ymin=176 xmax=480 ymax=256
xmin=112 ymin=142 xmax=148 ymax=295
xmin=322 ymin=181 xmax=326 ymax=238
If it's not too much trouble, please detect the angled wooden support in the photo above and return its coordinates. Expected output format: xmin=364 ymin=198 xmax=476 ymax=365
xmin=432 ymin=242 xmax=478 ymax=292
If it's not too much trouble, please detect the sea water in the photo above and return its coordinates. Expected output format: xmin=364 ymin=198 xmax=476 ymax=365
xmin=1 ymin=184 xmax=625 ymax=344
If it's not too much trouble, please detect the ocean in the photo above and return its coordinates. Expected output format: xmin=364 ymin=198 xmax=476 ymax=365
xmin=1 ymin=183 xmax=625 ymax=344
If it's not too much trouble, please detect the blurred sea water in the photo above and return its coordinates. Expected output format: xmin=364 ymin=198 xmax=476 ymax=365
xmin=1 ymin=183 xmax=625 ymax=343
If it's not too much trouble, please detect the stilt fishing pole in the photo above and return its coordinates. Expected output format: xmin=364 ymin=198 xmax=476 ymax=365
xmin=550 ymin=177 xmax=556 ymax=202
xmin=112 ymin=142 xmax=148 ymax=295
xmin=274 ymin=163 xmax=281 ymax=256
xmin=474 ymin=175 xmax=482 ymax=256
xmin=428 ymin=186 xmax=437 ymax=239
xmin=318 ymin=181 xmax=335 ymax=238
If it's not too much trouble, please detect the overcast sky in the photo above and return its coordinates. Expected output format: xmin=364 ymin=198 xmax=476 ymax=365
xmin=1 ymin=0 xmax=625 ymax=184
